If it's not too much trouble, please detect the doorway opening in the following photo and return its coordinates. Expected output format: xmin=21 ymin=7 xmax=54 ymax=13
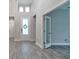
xmin=43 ymin=1 xmax=70 ymax=58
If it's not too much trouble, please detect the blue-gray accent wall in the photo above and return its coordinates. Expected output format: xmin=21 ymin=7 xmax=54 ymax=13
xmin=46 ymin=9 xmax=70 ymax=44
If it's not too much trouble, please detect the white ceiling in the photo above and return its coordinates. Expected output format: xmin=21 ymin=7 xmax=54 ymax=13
xmin=18 ymin=0 xmax=33 ymax=6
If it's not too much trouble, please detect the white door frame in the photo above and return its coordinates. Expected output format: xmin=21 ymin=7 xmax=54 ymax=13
xmin=44 ymin=16 xmax=52 ymax=48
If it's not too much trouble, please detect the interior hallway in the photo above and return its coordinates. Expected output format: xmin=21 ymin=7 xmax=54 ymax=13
xmin=9 ymin=38 xmax=69 ymax=59
xmin=9 ymin=0 xmax=70 ymax=59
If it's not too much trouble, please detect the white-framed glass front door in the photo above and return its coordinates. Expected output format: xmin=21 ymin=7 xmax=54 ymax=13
xmin=20 ymin=17 xmax=29 ymax=40
xmin=22 ymin=18 xmax=28 ymax=35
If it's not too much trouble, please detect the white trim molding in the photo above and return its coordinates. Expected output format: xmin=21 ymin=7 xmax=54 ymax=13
xmin=52 ymin=43 xmax=70 ymax=45
xmin=36 ymin=42 xmax=44 ymax=49
xmin=14 ymin=38 xmax=35 ymax=41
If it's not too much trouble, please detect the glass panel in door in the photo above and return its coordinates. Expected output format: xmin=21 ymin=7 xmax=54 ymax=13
xmin=44 ymin=16 xmax=51 ymax=48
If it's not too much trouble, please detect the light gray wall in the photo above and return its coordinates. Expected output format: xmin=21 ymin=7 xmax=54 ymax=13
xmin=9 ymin=20 xmax=14 ymax=38
xmin=9 ymin=0 xmax=14 ymax=16
xmin=9 ymin=0 xmax=16 ymax=38
xmin=31 ymin=0 xmax=68 ymax=48
xmin=46 ymin=10 xmax=70 ymax=45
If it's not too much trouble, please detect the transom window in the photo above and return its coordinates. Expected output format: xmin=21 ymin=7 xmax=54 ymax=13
xmin=19 ymin=6 xmax=24 ymax=13
xmin=19 ymin=6 xmax=30 ymax=13
xmin=25 ymin=6 xmax=30 ymax=12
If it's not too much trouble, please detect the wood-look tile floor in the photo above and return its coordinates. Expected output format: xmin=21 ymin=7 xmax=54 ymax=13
xmin=9 ymin=39 xmax=69 ymax=59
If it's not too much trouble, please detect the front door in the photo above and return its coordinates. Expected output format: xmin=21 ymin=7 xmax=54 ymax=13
xmin=20 ymin=17 xmax=29 ymax=40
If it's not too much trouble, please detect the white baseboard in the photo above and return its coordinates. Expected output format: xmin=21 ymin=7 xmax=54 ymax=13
xmin=52 ymin=43 xmax=70 ymax=45
xmin=14 ymin=38 xmax=35 ymax=42
xmin=36 ymin=42 xmax=43 ymax=49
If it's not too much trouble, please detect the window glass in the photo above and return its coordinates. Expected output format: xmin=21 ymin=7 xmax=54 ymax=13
xmin=25 ymin=6 xmax=30 ymax=12
xmin=19 ymin=6 xmax=24 ymax=13
xmin=22 ymin=18 xmax=28 ymax=35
